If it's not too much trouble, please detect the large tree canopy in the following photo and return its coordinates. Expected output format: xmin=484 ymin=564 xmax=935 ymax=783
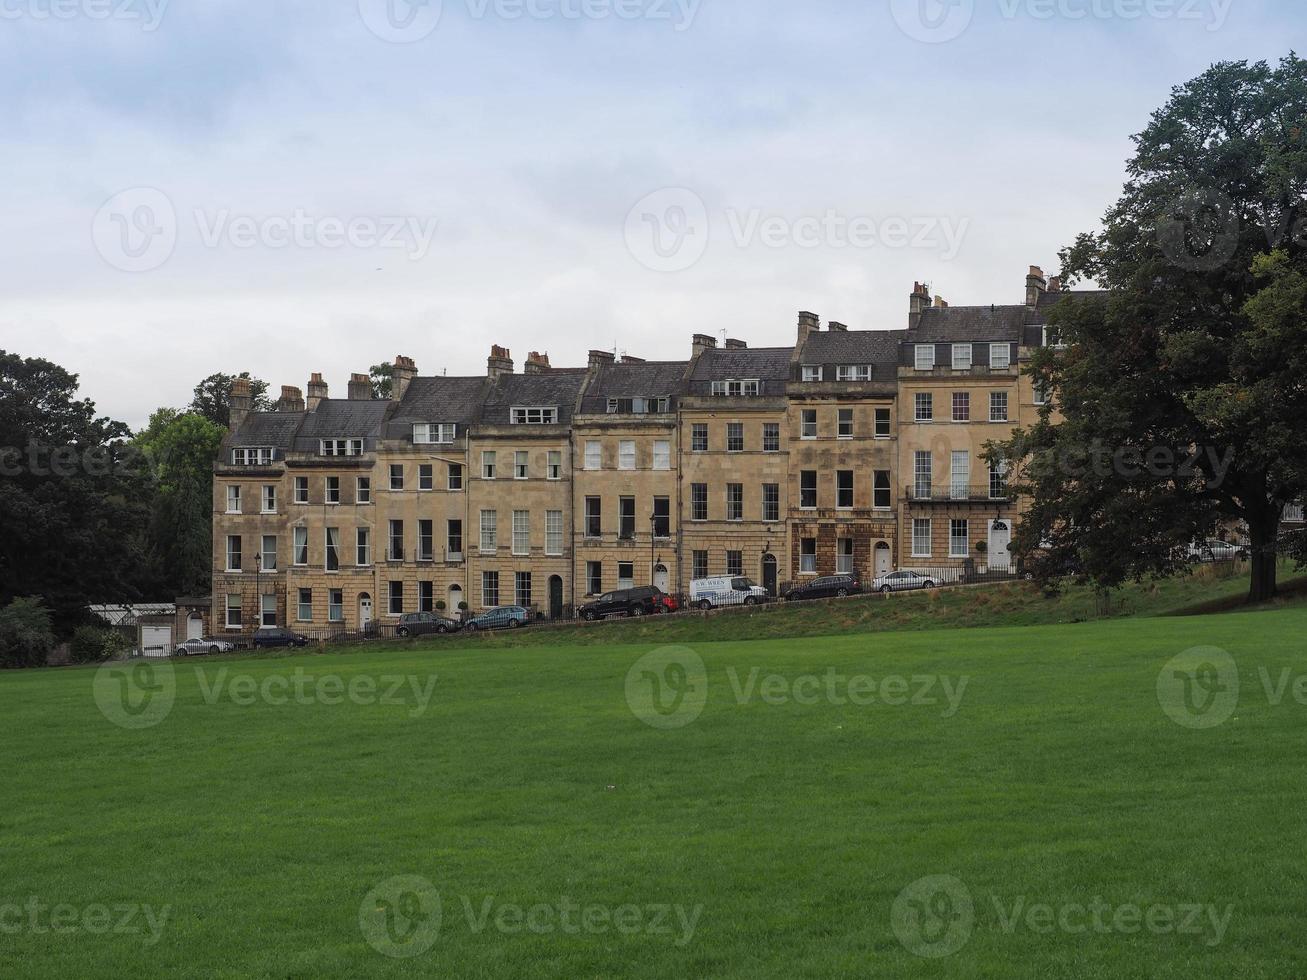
xmin=190 ymin=372 xmax=271 ymax=427
xmin=0 ymin=352 xmax=156 ymax=627
xmin=999 ymin=55 xmax=1307 ymax=602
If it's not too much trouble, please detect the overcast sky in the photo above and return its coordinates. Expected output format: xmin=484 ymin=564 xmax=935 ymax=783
xmin=1 ymin=0 xmax=1298 ymax=428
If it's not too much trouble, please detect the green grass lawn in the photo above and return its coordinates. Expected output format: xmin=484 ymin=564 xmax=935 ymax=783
xmin=2 ymin=603 xmax=1306 ymax=977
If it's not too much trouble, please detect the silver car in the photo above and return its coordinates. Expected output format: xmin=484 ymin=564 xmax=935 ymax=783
xmin=872 ymin=571 xmax=938 ymax=594
xmin=173 ymin=637 xmax=236 ymax=657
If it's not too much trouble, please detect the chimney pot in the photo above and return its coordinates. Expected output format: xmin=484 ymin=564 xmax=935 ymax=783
xmin=692 ymin=334 xmax=718 ymax=358
xmin=277 ymin=385 xmax=305 ymax=413
xmin=348 ymin=373 xmax=372 ymax=400
xmin=588 ymin=349 xmax=616 ymax=370
xmin=306 ymin=373 xmax=329 ymax=412
xmin=525 ymin=351 xmax=552 ymax=375
xmin=229 ymin=378 xmax=253 ymax=431
xmin=1026 ymin=264 xmax=1049 ymax=307
xmin=826 ymin=322 xmax=847 ymax=333
xmin=724 ymin=338 xmax=748 ymax=349
xmin=796 ymin=312 xmax=820 ymax=346
xmin=391 ymin=355 xmax=418 ymax=402
xmin=487 ymin=345 xmax=514 ymax=381
xmin=620 ymin=354 xmax=647 ymax=364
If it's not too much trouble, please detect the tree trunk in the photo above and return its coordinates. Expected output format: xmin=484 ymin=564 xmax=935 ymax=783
xmin=1247 ymin=512 xmax=1279 ymax=604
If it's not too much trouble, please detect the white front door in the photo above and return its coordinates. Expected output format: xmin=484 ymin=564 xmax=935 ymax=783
xmin=875 ymin=543 xmax=892 ymax=577
xmin=359 ymin=594 xmax=373 ymax=629
xmin=187 ymin=614 xmax=204 ymax=640
xmin=988 ymin=520 xmax=1012 ymax=570
xmin=653 ymin=565 xmax=669 ymax=591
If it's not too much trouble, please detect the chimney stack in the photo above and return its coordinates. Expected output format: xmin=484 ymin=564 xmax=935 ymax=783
xmin=391 ymin=356 xmax=417 ymax=402
xmin=348 ymin=373 xmax=372 ymax=400
xmin=1026 ymin=265 xmax=1048 ymax=307
xmin=692 ymin=334 xmax=718 ymax=358
xmin=524 ymin=351 xmax=551 ymax=375
xmin=826 ymin=322 xmax=847 ymax=333
xmin=909 ymin=282 xmax=933 ymax=329
xmin=620 ymin=354 xmax=647 ymax=364
xmin=724 ymin=338 xmax=748 ymax=350
xmin=229 ymin=377 xmax=253 ymax=431
xmin=277 ymin=385 xmax=305 ymax=413
xmin=306 ymin=373 xmax=329 ymax=412
xmin=934 ymin=296 xmax=949 ymax=310
xmin=797 ymin=311 xmax=820 ymax=346
xmin=487 ymin=345 xmax=514 ymax=381
xmin=588 ymin=349 xmax=616 ymax=371
xmin=1047 ymin=275 xmax=1062 ymax=294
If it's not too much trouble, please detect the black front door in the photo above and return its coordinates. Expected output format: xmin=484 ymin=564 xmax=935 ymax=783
xmin=762 ymin=555 xmax=778 ymax=596
xmin=549 ymin=576 xmax=564 ymax=620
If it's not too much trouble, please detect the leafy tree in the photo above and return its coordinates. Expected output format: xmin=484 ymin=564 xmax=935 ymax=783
xmin=997 ymin=56 xmax=1307 ymax=603
xmin=369 ymin=362 xmax=393 ymax=400
xmin=134 ymin=409 xmax=226 ymax=597
xmin=190 ymin=372 xmax=271 ymax=427
xmin=0 ymin=352 xmax=156 ymax=627
xmin=0 ymin=597 xmax=55 ymax=669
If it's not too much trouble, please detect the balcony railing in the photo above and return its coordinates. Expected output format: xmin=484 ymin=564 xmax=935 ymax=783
xmin=907 ymin=485 xmax=1011 ymax=504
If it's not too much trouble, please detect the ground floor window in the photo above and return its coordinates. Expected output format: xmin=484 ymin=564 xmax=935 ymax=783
xmin=261 ymin=594 xmax=277 ymax=627
xmin=389 ymin=581 xmax=404 ymax=616
xmin=482 ymin=572 xmax=500 ymax=608
xmin=226 ymin=594 xmax=242 ymax=629
xmin=693 ymin=551 xmax=708 ymax=580
xmin=419 ymin=582 xmax=434 ymax=614
xmin=516 ymin=572 xmax=532 ymax=608
xmin=297 ymin=589 xmax=312 ymax=622
xmin=950 ymin=519 xmax=970 ymax=558
xmin=618 ymin=563 xmax=634 ymax=589
xmin=586 ymin=562 xmax=602 ymax=596
xmin=800 ymin=538 xmax=817 ymax=573
xmin=913 ymin=519 xmax=932 ymax=558
xmin=328 ymin=590 xmax=344 ymax=623
xmin=726 ymin=551 xmax=743 ymax=576
xmin=837 ymin=538 xmax=854 ymax=575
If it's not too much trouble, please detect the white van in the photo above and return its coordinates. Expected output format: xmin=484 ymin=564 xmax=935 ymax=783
xmin=689 ymin=576 xmax=770 ymax=610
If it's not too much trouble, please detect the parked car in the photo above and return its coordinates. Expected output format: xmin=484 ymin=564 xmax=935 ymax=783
xmin=396 ymin=612 xmax=461 ymax=637
xmin=871 ymin=571 xmax=938 ymax=594
xmin=783 ymin=575 xmax=864 ymax=602
xmin=689 ymin=576 xmax=770 ymax=610
xmin=252 ymin=627 xmax=310 ymax=649
xmin=174 ymin=637 xmax=235 ymax=657
xmin=578 ymin=586 xmax=666 ymax=621
xmin=1188 ymin=539 xmax=1244 ymax=563
xmin=465 ymin=606 xmax=531 ymax=632
xmin=657 ymin=592 xmax=680 ymax=614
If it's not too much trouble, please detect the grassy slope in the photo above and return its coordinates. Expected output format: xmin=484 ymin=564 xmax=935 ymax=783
xmin=432 ymin=559 xmax=1307 ymax=651
xmin=2 ymin=604 xmax=1306 ymax=977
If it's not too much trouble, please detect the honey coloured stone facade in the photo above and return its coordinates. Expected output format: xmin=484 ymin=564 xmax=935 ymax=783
xmin=212 ymin=266 xmax=1090 ymax=633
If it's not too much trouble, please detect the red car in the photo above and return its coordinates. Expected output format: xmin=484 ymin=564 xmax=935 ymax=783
xmin=657 ymin=593 xmax=680 ymax=614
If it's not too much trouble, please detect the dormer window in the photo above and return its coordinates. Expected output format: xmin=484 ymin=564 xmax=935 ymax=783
xmin=835 ymin=365 xmax=873 ymax=381
xmin=951 ymin=344 xmax=973 ymax=370
xmin=231 ymin=447 xmax=274 ymax=466
xmin=413 ymin=423 xmax=456 ymax=445
xmin=990 ymin=344 xmax=1013 ymax=370
xmin=1042 ymin=325 xmax=1067 ymax=349
xmin=801 ymin=365 xmax=823 ymax=382
xmin=915 ymin=345 xmax=936 ymax=371
xmin=607 ymin=397 xmax=670 ymax=414
xmin=511 ymin=407 xmax=558 ymax=425
xmin=320 ymin=439 xmax=364 ymax=457
xmin=711 ymin=379 xmax=761 ymax=397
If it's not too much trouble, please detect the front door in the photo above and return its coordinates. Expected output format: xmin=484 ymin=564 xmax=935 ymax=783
xmin=988 ymin=521 xmax=1012 ymax=571
xmin=875 ymin=542 xmax=892 ymax=577
xmin=653 ymin=565 xmax=670 ymax=592
xmin=549 ymin=576 xmax=564 ymax=620
xmin=359 ymin=594 xmax=373 ymax=630
xmin=762 ymin=555 xmax=778 ymax=596
xmin=187 ymin=614 xmax=204 ymax=640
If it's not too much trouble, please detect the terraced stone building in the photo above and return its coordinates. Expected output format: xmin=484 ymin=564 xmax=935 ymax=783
xmin=212 ymin=267 xmax=1084 ymax=633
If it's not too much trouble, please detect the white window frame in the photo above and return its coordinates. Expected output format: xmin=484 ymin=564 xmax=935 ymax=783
xmin=515 ymin=451 xmax=529 ymax=481
xmin=328 ymin=590 xmax=344 ymax=624
xmin=837 ymin=538 xmax=854 ymax=575
xmin=912 ymin=519 xmax=932 ymax=558
xmin=953 ymin=391 xmax=970 ymax=423
xmin=226 ymin=535 xmax=242 ymax=573
xmin=914 ymin=451 xmax=933 ymax=498
xmin=547 ymin=451 xmax=562 ymax=481
xmin=356 ymin=477 xmax=371 ymax=504
xmin=512 ymin=510 xmax=530 ymax=557
xmin=294 ymin=477 xmax=309 ymax=505
xmin=951 ymin=451 xmax=971 ymax=501
xmin=990 ymin=343 xmax=1012 ymax=370
xmin=838 ymin=409 xmax=854 ymax=440
xmin=800 ymin=538 xmax=817 ymax=574
xmin=801 ymin=365 xmax=823 ymax=382
xmin=325 ymin=476 xmax=340 ymax=505
xmin=836 ymin=365 xmax=873 ymax=382
xmin=952 ymin=344 xmax=973 ymax=370
xmin=226 ymin=594 xmax=243 ymax=629
xmin=990 ymin=391 xmax=1010 ymax=423
xmin=413 ymin=423 xmax=456 ymax=445
xmin=915 ymin=345 xmax=936 ymax=371
xmin=950 ymin=519 xmax=970 ymax=558
xmin=226 ymin=485 xmax=241 ymax=514
xmin=482 ymin=451 xmax=496 ymax=480
xmin=653 ymin=441 xmax=671 ymax=471
xmin=296 ymin=589 xmax=312 ymax=623
xmin=356 ymin=527 xmax=372 ymax=566
xmin=320 ymin=439 xmax=364 ymax=457
xmin=915 ymin=393 xmax=933 ymax=423
xmin=511 ymin=407 xmax=558 ymax=425
xmin=619 ymin=441 xmax=636 ymax=471
xmin=293 ymin=526 xmax=309 ymax=566
xmin=545 ymin=511 xmax=564 ymax=556
xmin=231 ymin=447 xmax=273 ymax=466
xmin=481 ymin=572 xmax=499 ymax=608
xmin=801 ymin=410 xmax=817 ymax=440
xmin=261 ymin=485 xmax=276 ymax=514
xmin=585 ymin=441 xmax=602 ymax=471
xmin=874 ymin=409 xmax=891 ymax=439
xmin=479 ymin=510 xmax=498 ymax=554
xmin=261 ymin=535 xmax=278 ymax=572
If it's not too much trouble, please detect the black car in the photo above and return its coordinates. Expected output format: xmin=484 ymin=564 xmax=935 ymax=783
xmin=252 ymin=627 xmax=310 ymax=649
xmin=578 ymin=586 xmax=666 ymax=621
xmin=784 ymin=575 xmax=864 ymax=602
xmin=396 ymin=612 xmax=461 ymax=637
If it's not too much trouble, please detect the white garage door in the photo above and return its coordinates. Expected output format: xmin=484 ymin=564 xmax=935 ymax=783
xmin=140 ymin=625 xmax=172 ymax=659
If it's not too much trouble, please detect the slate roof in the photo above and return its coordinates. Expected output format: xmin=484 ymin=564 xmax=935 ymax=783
xmin=687 ymin=347 xmax=794 ymax=397
xmin=385 ymin=376 xmax=489 ymax=438
xmin=479 ymin=370 xmax=589 ymax=425
xmin=798 ymin=329 xmax=907 ymax=366
xmin=911 ymin=305 xmax=1034 ymax=343
xmin=579 ymin=360 xmax=689 ymax=414
xmin=292 ymin=399 xmax=393 ymax=452
xmin=228 ymin=412 xmax=305 ymax=450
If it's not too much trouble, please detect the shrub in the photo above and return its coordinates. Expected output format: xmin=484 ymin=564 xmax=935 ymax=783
xmin=69 ymin=626 xmax=129 ymax=665
xmin=0 ymin=598 xmax=55 ymax=669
